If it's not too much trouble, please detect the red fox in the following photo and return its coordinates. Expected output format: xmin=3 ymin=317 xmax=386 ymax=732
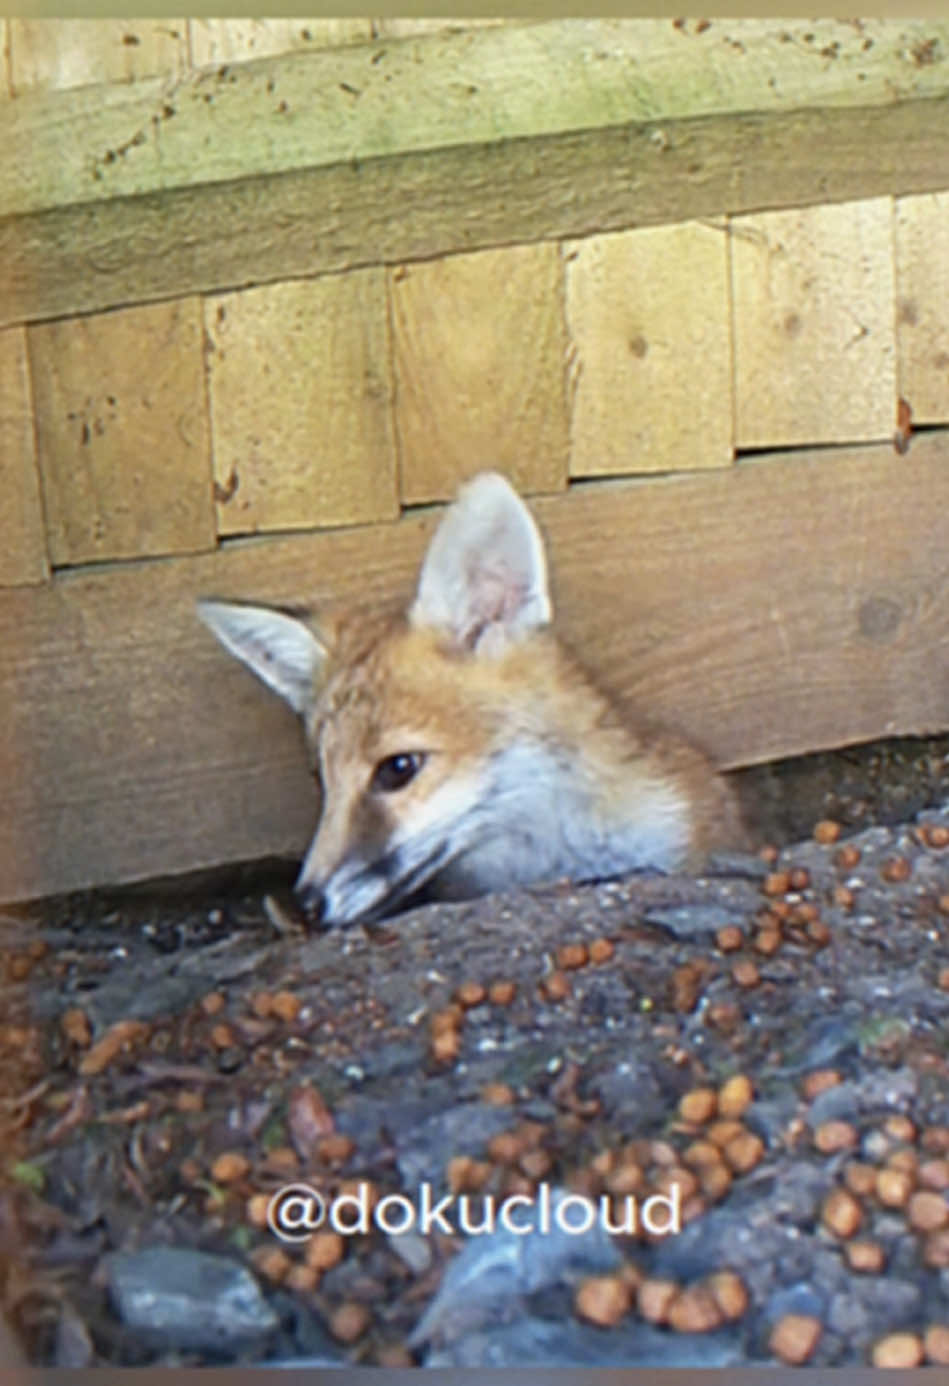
xmin=199 ymin=473 xmax=746 ymax=925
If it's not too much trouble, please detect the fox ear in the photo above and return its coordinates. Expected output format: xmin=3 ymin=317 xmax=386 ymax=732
xmin=410 ymin=472 xmax=551 ymax=654
xmin=197 ymin=600 xmax=328 ymax=715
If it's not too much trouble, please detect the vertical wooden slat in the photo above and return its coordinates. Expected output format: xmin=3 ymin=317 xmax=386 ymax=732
xmin=731 ymin=198 xmax=896 ymax=448
xmin=390 ymin=244 xmax=568 ymax=504
xmin=9 ymin=19 xmax=188 ymax=92
xmin=29 ymin=299 xmax=214 ymax=566
xmin=0 ymin=328 xmax=48 ymax=587
xmin=564 ymin=223 xmax=733 ymax=477
xmin=207 ymin=271 xmax=398 ymax=536
xmin=189 ymin=20 xmax=371 ymax=69
xmin=895 ymin=191 xmax=949 ymax=425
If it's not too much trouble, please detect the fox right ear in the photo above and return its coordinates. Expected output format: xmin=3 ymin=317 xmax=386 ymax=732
xmin=197 ymin=600 xmax=327 ymax=716
xmin=410 ymin=472 xmax=551 ymax=655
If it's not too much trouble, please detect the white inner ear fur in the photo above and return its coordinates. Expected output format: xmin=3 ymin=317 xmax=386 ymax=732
xmin=410 ymin=472 xmax=552 ymax=654
xmin=197 ymin=600 xmax=327 ymax=715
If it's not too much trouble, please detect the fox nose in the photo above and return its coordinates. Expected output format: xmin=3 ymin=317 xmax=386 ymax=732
xmin=293 ymin=875 xmax=326 ymax=924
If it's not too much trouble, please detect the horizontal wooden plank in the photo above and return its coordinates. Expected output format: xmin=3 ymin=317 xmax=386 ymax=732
xmin=2 ymin=433 xmax=947 ymax=902
xmin=188 ymin=20 xmax=372 ymax=68
xmin=3 ymin=20 xmax=949 ymax=326
xmin=9 ymin=19 xmax=189 ymax=94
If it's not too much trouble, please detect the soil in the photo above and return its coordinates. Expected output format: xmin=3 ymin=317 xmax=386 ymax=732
xmin=1 ymin=734 xmax=947 ymax=1369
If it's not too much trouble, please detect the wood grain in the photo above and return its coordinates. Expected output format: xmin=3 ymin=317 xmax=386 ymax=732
xmin=207 ymin=271 xmax=398 ymax=536
xmin=189 ymin=20 xmax=371 ymax=68
xmin=895 ymin=192 xmax=949 ymax=425
xmin=0 ymin=328 xmax=48 ymax=587
xmin=3 ymin=21 xmax=949 ymax=326
xmin=564 ymin=223 xmax=732 ymax=476
xmin=390 ymin=244 xmax=568 ymax=504
xmin=28 ymin=298 xmax=214 ymax=565
xmin=9 ymin=19 xmax=188 ymax=93
xmin=2 ymin=433 xmax=947 ymax=901
xmin=731 ymin=198 xmax=896 ymax=448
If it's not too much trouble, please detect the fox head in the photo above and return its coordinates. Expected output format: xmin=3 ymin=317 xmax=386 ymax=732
xmin=198 ymin=473 xmax=555 ymax=926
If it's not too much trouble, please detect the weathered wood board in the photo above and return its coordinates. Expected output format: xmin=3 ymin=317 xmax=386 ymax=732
xmin=28 ymin=299 xmax=214 ymax=565
xmin=4 ymin=20 xmax=949 ymax=327
xmin=390 ymin=245 xmax=568 ymax=504
xmin=895 ymin=192 xmax=949 ymax=425
xmin=0 ymin=329 xmax=48 ymax=587
xmin=9 ymin=19 xmax=189 ymax=93
xmin=207 ymin=270 xmax=398 ymax=536
xmin=2 ymin=434 xmax=947 ymax=902
xmin=189 ymin=20 xmax=371 ymax=68
xmin=731 ymin=199 xmax=896 ymax=449
xmin=564 ymin=223 xmax=732 ymax=476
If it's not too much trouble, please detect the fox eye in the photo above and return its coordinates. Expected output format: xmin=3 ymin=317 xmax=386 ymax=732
xmin=371 ymin=752 xmax=426 ymax=793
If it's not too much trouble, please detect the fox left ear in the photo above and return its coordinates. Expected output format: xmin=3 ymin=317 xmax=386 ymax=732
xmin=197 ymin=600 xmax=328 ymax=716
xmin=410 ymin=472 xmax=551 ymax=654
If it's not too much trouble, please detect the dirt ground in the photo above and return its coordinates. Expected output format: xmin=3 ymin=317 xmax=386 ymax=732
xmin=1 ymin=734 xmax=947 ymax=1368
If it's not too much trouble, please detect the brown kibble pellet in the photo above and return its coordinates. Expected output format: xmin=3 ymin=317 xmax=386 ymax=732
xmin=488 ymin=979 xmax=517 ymax=1005
xmin=758 ymin=843 xmax=779 ymax=865
xmin=715 ymin=925 xmax=744 ymax=953
xmin=679 ymin=1088 xmax=717 ymax=1125
xmin=876 ymin=1166 xmax=913 ymax=1208
xmin=919 ymin=1159 xmax=949 ymax=1191
xmin=806 ymin=917 xmax=831 ymax=946
xmin=430 ymin=1028 xmax=460 ymax=1064
xmin=718 ymin=1074 xmax=754 ymax=1119
xmin=246 ymin=1192 xmax=272 ymax=1228
xmin=871 ymin=1331 xmax=923 ymax=1368
xmin=305 ymin=1230 xmax=345 ymax=1271
xmin=638 ymin=1277 xmax=679 ymax=1323
xmin=285 ymin=1263 xmax=319 ymax=1293
xmin=881 ymin=856 xmax=911 ymax=883
xmin=61 ymin=1008 xmax=92 ymax=1048
xmin=705 ymin=1269 xmax=748 ymax=1321
xmin=211 ymin=1151 xmax=250 ymax=1184
xmin=723 ymin=1130 xmax=764 ymax=1174
xmin=210 ymin=1022 xmax=237 ymax=1050
xmin=328 ymin=1301 xmax=371 ymax=1344
xmin=845 ymin=1239 xmax=885 ymax=1272
xmin=447 ymin=1156 xmax=476 ymax=1193
xmin=832 ymin=885 xmax=855 ymax=909
xmin=926 ymin=824 xmax=949 ymax=849
xmin=924 ymin=1324 xmax=949 ymax=1365
xmin=814 ymin=819 xmax=842 ymax=844
xmin=488 ymin=1130 xmax=526 ymax=1165
xmin=271 ymin=991 xmax=302 ymax=1023
xmin=250 ymin=992 xmax=273 ymax=1018
xmin=589 ymin=937 xmax=615 ymax=964
xmin=557 ymin=941 xmax=589 ymax=971
xmin=769 ymin=1313 xmax=822 ymax=1364
xmin=574 ymin=1273 xmax=632 ymax=1326
xmin=938 ymin=968 xmax=949 ymax=992
xmin=788 ymin=865 xmax=811 ymax=891
xmin=251 ymin=1246 xmax=291 ymax=1283
xmin=731 ymin=960 xmax=760 ymax=988
xmin=698 ymin=1162 xmax=733 ymax=1202
xmin=754 ymin=927 xmax=782 ymax=956
xmin=706 ymin=1119 xmax=745 ymax=1149
xmin=667 ymin=1284 xmax=723 ymax=1333
xmin=201 ymin=991 xmax=227 ymax=1015
xmin=541 ymin=970 xmax=570 ymax=1002
xmin=763 ymin=871 xmax=790 ymax=897
xmin=923 ymin=1127 xmax=949 ymax=1152
xmin=814 ymin=1120 xmax=859 ymax=1154
xmin=317 ymin=1133 xmax=355 ymax=1166
xmin=430 ymin=1006 xmax=463 ymax=1036
xmin=907 ymin=1190 xmax=949 ymax=1232
xmin=886 ymin=1147 xmax=917 ymax=1175
xmin=176 ymin=1090 xmax=204 ymax=1114
xmin=262 ymin=1146 xmax=298 ymax=1176
xmin=481 ymin=1081 xmax=515 ymax=1106
xmin=682 ymin=1139 xmax=722 ymax=1168
xmin=834 ymin=844 xmax=862 ymax=869
xmin=605 ymin=1161 xmax=645 ymax=1196
xmin=821 ymin=1186 xmax=863 ymax=1238
xmin=455 ymin=980 xmax=487 ymax=1008
xmin=801 ymin=1068 xmax=842 ymax=1100
xmin=938 ymin=895 xmax=949 ymax=916
xmin=844 ymin=1162 xmax=878 ymax=1197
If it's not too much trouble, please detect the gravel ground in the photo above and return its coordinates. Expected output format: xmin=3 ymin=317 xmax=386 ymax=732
xmin=0 ymin=735 xmax=947 ymax=1368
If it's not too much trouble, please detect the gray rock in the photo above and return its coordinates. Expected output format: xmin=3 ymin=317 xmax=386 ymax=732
xmin=426 ymin=1316 xmax=744 ymax=1367
xmin=106 ymin=1247 xmax=278 ymax=1355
